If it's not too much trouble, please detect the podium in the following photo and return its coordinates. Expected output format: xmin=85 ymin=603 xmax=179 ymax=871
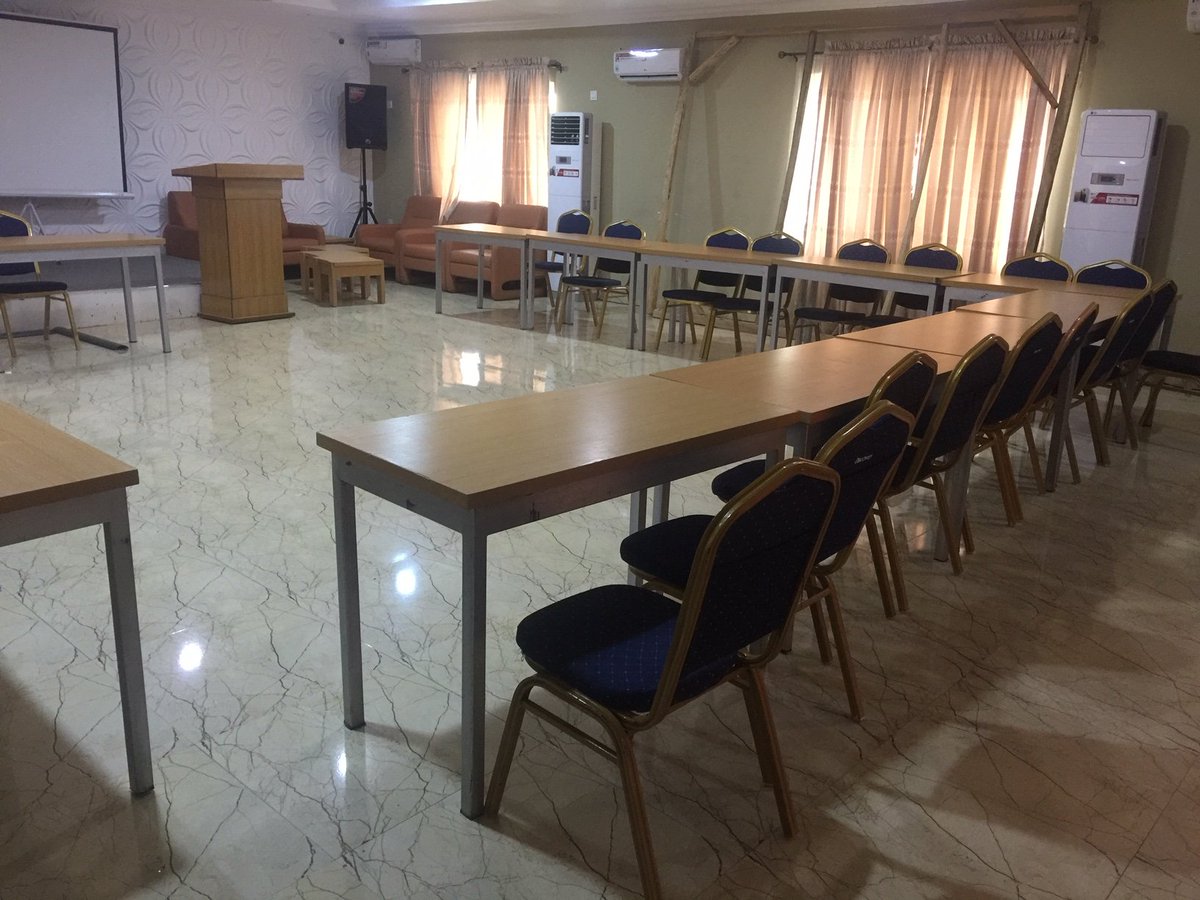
xmin=171 ymin=163 xmax=304 ymax=323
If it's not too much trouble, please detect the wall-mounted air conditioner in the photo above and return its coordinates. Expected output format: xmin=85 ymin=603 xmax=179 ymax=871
xmin=366 ymin=38 xmax=421 ymax=66
xmin=613 ymin=48 xmax=683 ymax=83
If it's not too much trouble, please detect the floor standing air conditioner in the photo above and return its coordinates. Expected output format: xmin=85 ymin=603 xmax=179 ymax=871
xmin=1060 ymin=108 xmax=1165 ymax=269
xmin=548 ymin=112 xmax=600 ymax=229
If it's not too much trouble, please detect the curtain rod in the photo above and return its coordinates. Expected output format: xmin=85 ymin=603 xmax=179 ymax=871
xmin=401 ymin=59 xmax=563 ymax=73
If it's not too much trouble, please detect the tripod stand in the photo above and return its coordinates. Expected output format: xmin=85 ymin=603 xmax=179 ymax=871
xmin=349 ymin=147 xmax=377 ymax=236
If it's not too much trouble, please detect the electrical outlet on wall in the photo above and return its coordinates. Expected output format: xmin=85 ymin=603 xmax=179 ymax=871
xmin=590 ymin=90 xmax=598 ymax=101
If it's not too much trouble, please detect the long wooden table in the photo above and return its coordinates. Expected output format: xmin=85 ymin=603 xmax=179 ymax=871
xmin=317 ymin=375 xmax=802 ymax=818
xmin=0 ymin=401 xmax=153 ymax=794
xmin=942 ymin=271 xmax=1140 ymax=305
xmin=775 ymin=253 xmax=969 ymax=319
xmin=0 ymin=233 xmax=171 ymax=356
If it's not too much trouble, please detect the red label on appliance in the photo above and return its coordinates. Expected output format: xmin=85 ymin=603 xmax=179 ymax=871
xmin=1091 ymin=192 xmax=1139 ymax=206
xmin=555 ymin=168 xmax=580 ymax=177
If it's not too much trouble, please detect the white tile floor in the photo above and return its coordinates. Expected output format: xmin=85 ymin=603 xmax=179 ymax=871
xmin=2 ymin=281 xmax=1198 ymax=899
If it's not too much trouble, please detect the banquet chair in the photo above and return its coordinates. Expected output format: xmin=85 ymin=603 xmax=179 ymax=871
xmin=653 ymin=226 xmax=750 ymax=359
xmin=1074 ymin=259 xmax=1151 ymax=290
xmin=791 ymin=238 xmax=888 ymax=343
xmin=699 ymin=231 xmax=802 ymax=355
xmin=0 ymin=209 xmax=80 ymax=358
xmin=1137 ymin=285 xmax=1198 ymax=428
xmin=859 ymin=242 xmax=962 ymax=327
xmin=557 ymin=219 xmax=643 ymax=334
xmin=1002 ymin=252 xmax=1073 ymax=282
xmin=536 ymin=208 xmax=591 ymax=317
xmin=1061 ymin=290 xmax=1153 ymax=471
xmin=486 ymin=459 xmax=839 ymax=900
xmin=621 ymin=402 xmax=915 ymax=719
xmin=873 ymin=335 xmax=1008 ymax=610
xmin=973 ymin=313 xmax=1064 ymax=526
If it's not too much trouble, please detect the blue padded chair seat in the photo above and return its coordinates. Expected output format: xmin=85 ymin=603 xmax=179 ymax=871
xmin=662 ymin=288 xmax=728 ymax=302
xmin=620 ymin=514 xmax=711 ymax=591
xmin=709 ymin=296 xmax=769 ymax=313
xmin=515 ymin=583 xmax=736 ymax=711
xmin=534 ymin=260 xmax=563 ymax=272
xmin=1143 ymin=350 xmax=1200 ymax=377
xmin=859 ymin=314 xmax=906 ymax=329
xmin=0 ymin=280 xmax=69 ymax=294
xmin=711 ymin=460 xmax=768 ymax=503
xmin=562 ymin=274 xmax=621 ymax=288
xmin=793 ymin=306 xmax=866 ymax=323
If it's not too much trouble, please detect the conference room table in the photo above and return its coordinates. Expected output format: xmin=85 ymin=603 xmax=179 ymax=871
xmin=317 ymin=375 xmax=803 ymax=819
xmin=941 ymin=271 xmax=1141 ymax=305
xmin=433 ymin=223 xmax=537 ymax=323
xmin=0 ymin=233 xmax=171 ymax=355
xmin=0 ymin=401 xmax=153 ymax=794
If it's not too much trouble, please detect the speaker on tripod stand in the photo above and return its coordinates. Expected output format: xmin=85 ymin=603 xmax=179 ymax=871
xmin=345 ymin=82 xmax=388 ymax=236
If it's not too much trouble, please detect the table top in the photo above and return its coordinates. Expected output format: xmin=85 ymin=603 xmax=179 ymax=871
xmin=316 ymin=376 xmax=798 ymax=510
xmin=774 ymin=253 xmax=969 ymax=284
xmin=305 ymin=246 xmax=375 ymax=261
xmin=838 ymin=310 xmax=1035 ymax=356
xmin=435 ymin=223 xmax=541 ymax=241
xmin=652 ymin=340 xmax=961 ymax=425
xmin=0 ymin=233 xmax=165 ymax=253
xmin=956 ymin=289 xmax=1130 ymax=325
xmin=943 ymin=272 xmax=1141 ymax=298
xmin=172 ymin=163 xmax=304 ymax=180
xmin=0 ymin=401 xmax=138 ymax=515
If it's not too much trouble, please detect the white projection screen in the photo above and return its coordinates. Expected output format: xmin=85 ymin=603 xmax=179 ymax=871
xmin=0 ymin=14 xmax=128 ymax=197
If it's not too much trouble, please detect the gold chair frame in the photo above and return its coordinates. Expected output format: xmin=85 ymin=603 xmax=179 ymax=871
xmin=1001 ymin=251 xmax=1074 ymax=281
xmin=556 ymin=219 xmax=643 ymax=336
xmin=653 ymin=226 xmax=750 ymax=360
xmin=0 ymin=210 xmax=81 ymax=358
xmin=1072 ymin=258 xmax=1152 ymax=290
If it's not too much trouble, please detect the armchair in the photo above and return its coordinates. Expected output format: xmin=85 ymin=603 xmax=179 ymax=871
xmin=354 ymin=195 xmax=441 ymax=272
xmin=445 ymin=203 xmax=547 ymax=300
xmin=396 ymin=200 xmax=499 ymax=285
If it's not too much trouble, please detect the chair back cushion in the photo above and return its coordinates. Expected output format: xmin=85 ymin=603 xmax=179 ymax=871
xmin=743 ymin=232 xmax=801 ymax=295
xmin=1003 ymin=254 xmax=1071 ymax=281
xmin=446 ymin=200 xmax=500 ymax=226
xmin=871 ymin=351 xmax=938 ymax=419
xmin=401 ymin=195 xmax=442 ymax=229
xmin=1075 ymin=260 xmax=1150 ymax=290
xmin=596 ymin=220 xmax=643 ymax=275
xmin=913 ymin=336 xmax=1008 ymax=475
xmin=905 ymin=244 xmax=960 ymax=271
xmin=167 ymin=191 xmax=198 ymax=229
xmin=1119 ymin=281 xmax=1177 ymax=365
xmin=985 ymin=314 xmax=1063 ymax=426
xmin=1081 ymin=291 xmax=1154 ymax=388
xmin=497 ymin=203 xmax=547 ymax=230
xmin=0 ymin=211 xmax=35 ymax=277
xmin=555 ymin=209 xmax=591 ymax=235
xmin=831 ymin=239 xmax=889 ymax=306
xmin=696 ymin=228 xmax=750 ymax=289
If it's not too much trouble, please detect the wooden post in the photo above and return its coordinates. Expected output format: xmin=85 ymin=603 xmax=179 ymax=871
xmin=900 ymin=24 xmax=950 ymax=255
xmin=690 ymin=36 xmax=740 ymax=86
xmin=775 ymin=31 xmax=819 ymax=234
xmin=995 ymin=19 xmax=1058 ymax=108
xmin=1025 ymin=2 xmax=1092 ymax=253
xmin=647 ymin=38 xmax=696 ymax=306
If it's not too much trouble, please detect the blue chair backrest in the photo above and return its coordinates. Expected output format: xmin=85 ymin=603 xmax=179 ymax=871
xmin=830 ymin=239 xmax=888 ymax=306
xmin=697 ymin=228 xmax=750 ymax=289
xmin=1075 ymin=261 xmax=1150 ymax=290
xmin=985 ymin=315 xmax=1063 ymax=425
xmin=555 ymin=209 xmax=591 ymax=235
xmin=917 ymin=336 xmax=1008 ymax=469
xmin=1081 ymin=291 xmax=1154 ymax=388
xmin=0 ymin=212 xmax=35 ymax=278
xmin=816 ymin=404 xmax=914 ymax=562
xmin=1119 ymin=281 xmax=1177 ymax=365
xmin=675 ymin=462 xmax=838 ymax=683
xmin=743 ymin=232 xmax=801 ymax=296
xmin=873 ymin=352 xmax=938 ymax=419
xmin=596 ymin=220 xmax=643 ymax=275
xmin=1003 ymin=255 xmax=1071 ymax=281
xmin=1035 ymin=305 xmax=1099 ymax=405
xmin=905 ymin=244 xmax=960 ymax=271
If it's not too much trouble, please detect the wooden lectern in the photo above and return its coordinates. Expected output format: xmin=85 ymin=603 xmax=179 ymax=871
xmin=171 ymin=163 xmax=304 ymax=323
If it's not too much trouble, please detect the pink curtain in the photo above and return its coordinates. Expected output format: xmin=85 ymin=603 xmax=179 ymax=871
xmin=410 ymin=63 xmax=469 ymax=218
xmin=805 ymin=41 xmax=930 ymax=258
xmin=914 ymin=31 xmax=1070 ymax=271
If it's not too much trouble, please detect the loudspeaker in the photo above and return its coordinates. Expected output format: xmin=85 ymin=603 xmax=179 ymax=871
xmin=345 ymin=83 xmax=387 ymax=150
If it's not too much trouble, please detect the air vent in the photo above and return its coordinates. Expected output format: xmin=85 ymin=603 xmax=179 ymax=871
xmin=550 ymin=114 xmax=581 ymax=146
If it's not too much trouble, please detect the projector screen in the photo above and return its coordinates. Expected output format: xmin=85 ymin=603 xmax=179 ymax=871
xmin=0 ymin=13 xmax=128 ymax=197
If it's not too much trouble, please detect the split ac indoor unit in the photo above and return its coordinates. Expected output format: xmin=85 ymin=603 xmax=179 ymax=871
xmin=613 ymin=48 xmax=683 ymax=82
xmin=366 ymin=38 xmax=421 ymax=66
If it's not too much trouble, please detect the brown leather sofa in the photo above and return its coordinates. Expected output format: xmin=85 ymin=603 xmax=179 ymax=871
xmin=396 ymin=200 xmax=499 ymax=284
xmin=354 ymin=195 xmax=441 ymax=272
xmin=445 ymin=203 xmax=548 ymax=300
xmin=163 ymin=191 xmax=325 ymax=265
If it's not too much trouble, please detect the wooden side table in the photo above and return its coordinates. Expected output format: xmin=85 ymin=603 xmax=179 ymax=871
xmin=302 ymin=247 xmax=383 ymax=306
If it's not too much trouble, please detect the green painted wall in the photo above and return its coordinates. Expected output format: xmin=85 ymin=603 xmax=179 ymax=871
xmin=372 ymin=0 xmax=1200 ymax=350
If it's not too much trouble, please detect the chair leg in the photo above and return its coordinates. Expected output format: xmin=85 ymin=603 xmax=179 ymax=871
xmin=1117 ymin=377 xmax=1140 ymax=450
xmin=1083 ymin=389 xmax=1111 ymax=466
xmin=0 ymin=299 xmax=16 ymax=359
xmin=593 ymin=290 xmax=608 ymax=332
xmin=931 ymin=473 xmax=964 ymax=575
xmin=654 ymin=301 xmax=670 ymax=350
xmin=61 ymin=293 xmax=81 ymax=351
xmin=819 ymin=578 xmax=862 ymax=721
xmin=1103 ymin=383 xmax=1118 ymax=435
xmin=961 ymin=506 xmax=975 ymax=554
xmin=992 ymin=431 xmax=1023 ymax=525
xmin=731 ymin=313 xmax=742 ymax=353
xmin=685 ymin=305 xmax=698 ymax=344
xmin=611 ymin=729 xmax=662 ymax=900
xmin=700 ymin=309 xmax=718 ymax=361
xmin=1022 ymin=419 xmax=1046 ymax=493
xmin=1140 ymin=375 xmax=1164 ymax=428
xmin=739 ymin=668 xmax=797 ymax=836
xmin=484 ymin=677 xmax=536 ymax=816
xmin=1065 ymin=427 xmax=1081 ymax=483
xmin=808 ymin=600 xmax=831 ymax=663
xmin=864 ymin=514 xmax=897 ymax=618
xmin=876 ymin=499 xmax=910 ymax=613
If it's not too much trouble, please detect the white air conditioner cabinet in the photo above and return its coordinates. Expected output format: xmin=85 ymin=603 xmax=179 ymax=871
xmin=366 ymin=38 xmax=421 ymax=66
xmin=613 ymin=48 xmax=683 ymax=82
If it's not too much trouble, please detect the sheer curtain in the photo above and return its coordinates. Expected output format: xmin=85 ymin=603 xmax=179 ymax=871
xmin=805 ymin=41 xmax=930 ymax=258
xmin=913 ymin=31 xmax=1070 ymax=271
xmin=410 ymin=63 xmax=469 ymax=218
xmin=498 ymin=60 xmax=549 ymax=205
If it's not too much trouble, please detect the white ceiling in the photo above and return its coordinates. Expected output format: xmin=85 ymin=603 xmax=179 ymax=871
xmin=249 ymin=0 xmax=967 ymax=36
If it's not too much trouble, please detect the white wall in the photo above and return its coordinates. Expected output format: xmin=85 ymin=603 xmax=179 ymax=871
xmin=0 ymin=0 xmax=369 ymax=237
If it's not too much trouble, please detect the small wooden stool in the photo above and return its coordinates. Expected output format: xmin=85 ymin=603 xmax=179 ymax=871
xmin=303 ymin=248 xmax=384 ymax=306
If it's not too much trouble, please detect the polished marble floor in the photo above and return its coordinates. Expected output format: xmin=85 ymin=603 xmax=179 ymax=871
xmin=2 ymin=282 xmax=1199 ymax=899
